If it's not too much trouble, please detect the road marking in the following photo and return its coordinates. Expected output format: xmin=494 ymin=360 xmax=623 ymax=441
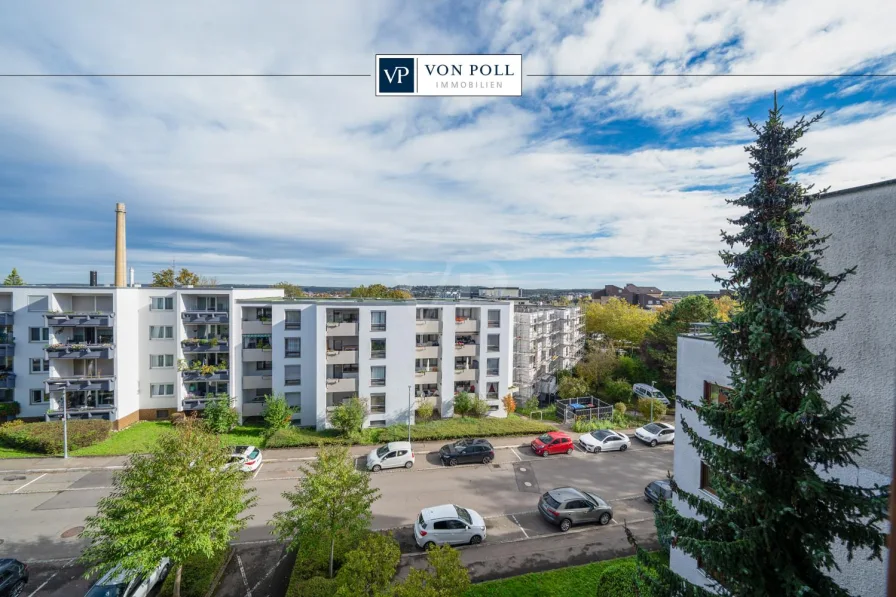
xmin=14 ymin=473 xmax=46 ymax=493
xmin=510 ymin=514 xmax=529 ymax=539
xmin=252 ymin=463 xmax=263 ymax=480
xmin=510 ymin=448 xmax=523 ymax=461
xmin=28 ymin=557 xmax=76 ymax=596
xmin=236 ymin=555 xmax=252 ymax=597
xmin=246 ymin=550 xmax=289 ymax=596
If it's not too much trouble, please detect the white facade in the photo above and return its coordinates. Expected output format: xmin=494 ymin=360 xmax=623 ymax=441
xmin=512 ymin=304 xmax=586 ymax=399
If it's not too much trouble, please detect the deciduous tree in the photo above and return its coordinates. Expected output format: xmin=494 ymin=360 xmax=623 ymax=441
xmin=274 ymin=281 xmax=307 ymax=298
xmin=585 ymin=298 xmax=656 ymax=345
xmin=151 ymin=267 xmax=202 ymax=287
xmin=641 ymin=294 xmax=717 ymax=387
xmin=262 ymin=393 xmax=298 ymax=435
xmin=328 ymin=395 xmax=368 ymax=438
xmin=391 ymin=545 xmax=470 ymax=597
xmin=350 ymin=284 xmax=412 ymax=299
xmin=557 ymin=376 xmax=590 ymax=400
xmin=334 ymin=533 xmax=400 ymax=597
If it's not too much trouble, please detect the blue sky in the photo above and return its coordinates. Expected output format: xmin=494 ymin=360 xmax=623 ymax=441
xmin=0 ymin=0 xmax=894 ymax=289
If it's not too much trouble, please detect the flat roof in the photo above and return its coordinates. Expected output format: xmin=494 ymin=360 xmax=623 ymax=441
xmin=236 ymin=297 xmax=513 ymax=306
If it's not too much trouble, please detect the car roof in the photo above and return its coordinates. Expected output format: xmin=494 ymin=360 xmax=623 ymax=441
xmin=547 ymin=487 xmax=586 ymax=502
xmin=655 ymin=423 xmax=673 ymax=430
xmin=421 ymin=504 xmax=460 ymax=521
xmin=0 ymin=558 xmax=18 ymax=570
xmin=386 ymin=441 xmax=412 ymax=450
xmin=546 ymin=431 xmax=570 ymax=439
xmin=231 ymin=445 xmax=255 ymax=456
xmin=652 ymin=479 xmax=672 ymax=489
xmin=94 ymin=564 xmax=130 ymax=586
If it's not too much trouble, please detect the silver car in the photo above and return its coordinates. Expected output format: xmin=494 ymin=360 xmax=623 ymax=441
xmin=414 ymin=504 xmax=487 ymax=549
xmin=537 ymin=487 xmax=613 ymax=532
xmin=85 ymin=559 xmax=170 ymax=597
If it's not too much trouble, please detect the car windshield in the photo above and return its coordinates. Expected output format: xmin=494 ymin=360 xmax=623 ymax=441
xmin=247 ymin=449 xmax=260 ymax=459
xmin=455 ymin=506 xmax=472 ymax=524
xmin=537 ymin=434 xmax=553 ymax=443
xmin=644 ymin=423 xmax=662 ymax=434
xmin=376 ymin=445 xmax=390 ymax=458
xmin=652 ymin=390 xmax=666 ymax=399
xmin=86 ymin=584 xmax=127 ymax=597
xmin=590 ymin=430 xmax=611 ymax=441
xmin=586 ymin=493 xmax=608 ymax=508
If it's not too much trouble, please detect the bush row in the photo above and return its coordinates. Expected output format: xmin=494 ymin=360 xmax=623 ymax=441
xmin=0 ymin=419 xmax=112 ymax=454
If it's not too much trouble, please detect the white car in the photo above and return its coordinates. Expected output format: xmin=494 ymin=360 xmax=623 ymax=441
xmin=414 ymin=504 xmax=487 ymax=549
xmin=228 ymin=445 xmax=263 ymax=472
xmin=578 ymin=429 xmax=631 ymax=453
xmin=366 ymin=441 xmax=415 ymax=472
xmin=634 ymin=422 xmax=675 ymax=447
xmin=632 ymin=383 xmax=671 ymax=406
xmin=85 ymin=559 xmax=170 ymax=597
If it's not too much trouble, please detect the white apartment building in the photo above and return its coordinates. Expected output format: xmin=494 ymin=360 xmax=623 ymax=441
xmin=0 ymin=287 xmax=514 ymax=431
xmin=670 ymin=179 xmax=895 ymax=597
xmin=512 ymin=304 xmax=586 ymax=399
xmin=234 ymin=299 xmax=515 ymax=429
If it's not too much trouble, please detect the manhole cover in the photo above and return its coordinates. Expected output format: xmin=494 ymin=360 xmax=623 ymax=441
xmin=524 ymin=481 xmax=532 ymax=487
xmin=519 ymin=467 xmax=527 ymax=472
xmin=3 ymin=475 xmax=26 ymax=482
xmin=492 ymin=464 xmax=501 ymax=469
xmin=61 ymin=526 xmax=84 ymax=539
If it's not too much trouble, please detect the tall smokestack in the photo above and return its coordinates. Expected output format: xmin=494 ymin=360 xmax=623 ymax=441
xmin=114 ymin=203 xmax=127 ymax=287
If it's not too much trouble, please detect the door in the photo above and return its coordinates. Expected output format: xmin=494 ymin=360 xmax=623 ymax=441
xmin=460 ymin=446 xmax=477 ymax=464
xmin=381 ymin=451 xmax=398 ymax=469
xmin=432 ymin=520 xmax=455 ymax=545
xmin=444 ymin=519 xmax=470 ymax=544
xmin=660 ymin=429 xmax=674 ymax=443
xmin=564 ymin=499 xmax=588 ymax=524
xmin=394 ymin=449 xmax=408 ymax=467
xmin=604 ymin=435 xmax=622 ymax=451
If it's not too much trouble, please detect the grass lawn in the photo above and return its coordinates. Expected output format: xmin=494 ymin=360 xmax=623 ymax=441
xmin=0 ymin=445 xmax=41 ymax=458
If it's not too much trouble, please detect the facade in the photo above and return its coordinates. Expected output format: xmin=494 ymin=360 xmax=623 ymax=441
xmin=591 ymin=283 xmax=664 ymax=310
xmin=512 ymin=304 xmax=586 ymax=399
xmin=234 ymin=298 xmax=515 ymax=429
xmin=670 ymin=179 xmax=896 ymax=596
xmin=477 ymin=287 xmax=522 ymax=299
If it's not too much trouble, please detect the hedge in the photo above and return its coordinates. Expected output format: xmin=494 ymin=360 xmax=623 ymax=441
xmin=0 ymin=402 xmax=21 ymax=417
xmin=0 ymin=419 xmax=112 ymax=454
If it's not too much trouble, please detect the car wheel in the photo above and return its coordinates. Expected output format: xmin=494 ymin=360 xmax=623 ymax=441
xmin=540 ymin=450 xmax=547 ymax=458
xmin=482 ymin=455 xmax=492 ymax=464
xmin=566 ymin=447 xmax=574 ymax=455
xmin=620 ymin=444 xmax=628 ymax=452
xmin=599 ymin=513 xmax=611 ymax=525
xmin=405 ymin=460 xmax=414 ymax=469
xmin=372 ymin=464 xmax=382 ymax=472
xmin=470 ymin=535 xmax=482 ymax=545
xmin=593 ymin=446 xmax=601 ymax=454
xmin=448 ymin=458 xmax=458 ymax=467
xmin=670 ymin=439 xmax=674 ymax=445
xmin=423 ymin=541 xmax=435 ymax=551
xmin=650 ymin=439 xmax=658 ymax=447
xmin=559 ymin=518 xmax=572 ymax=532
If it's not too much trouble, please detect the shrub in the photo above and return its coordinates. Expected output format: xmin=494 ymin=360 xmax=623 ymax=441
xmin=469 ymin=397 xmax=490 ymax=418
xmin=613 ymin=401 xmax=627 ymax=415
xmin=571 ymin=417 xmax=615 ymax=433
xmin=415 ymin=399 xmax=435 ymax=424
xmin=604 ymin=378 xmax=633 ymax=403
xmin=613 ymin=355 xmax=650 ymax=385
xmin=637 ymin=398 xmax=667 ymax=421
xmin=328 ymin=396 xmax=368 ymax=438
xmin=594 ymin=560 xmax=639 ymax=597
xmin=262 ymin=393 xmax=297 ymax=435
xmin=287 ymin=575 xmax=336 ymax=597
xmin=0 ymin=419 xmax=112 ymax=454
xmin=158 ymin=548 xmax=230 ymax=597
xmin=0 ymin=418 xmax=25 ymax=430
xmin=169 ymin=412 xmax=186 ymax=426
xmin=202 ymin=398 xmax=238 ymax=434
xmin=0 ymin=401 xmax=21 ymax=417
xmin=453 ymin=392 xmax=473 ymax=416
xmin=502 ymin=394 xmax=516 ymax=415
xmin=520 ymin=396 xmax=540 ymax=415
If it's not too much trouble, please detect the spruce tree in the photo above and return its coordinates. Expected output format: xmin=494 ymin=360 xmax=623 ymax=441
xmin=626 ymin=97 xmax=889 ymax=596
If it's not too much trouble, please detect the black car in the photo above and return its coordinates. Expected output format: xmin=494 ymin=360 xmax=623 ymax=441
xmin=0 ymin=559 xmax=28 ymax=597
xmin=439 ymin=438 xmax=495 ymax=466
xmin=644 ymin=480 xmax=673 ymax=505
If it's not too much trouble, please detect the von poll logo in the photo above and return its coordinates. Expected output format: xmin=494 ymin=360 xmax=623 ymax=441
xmin=376 ymin=54 xmax=522 ymax=97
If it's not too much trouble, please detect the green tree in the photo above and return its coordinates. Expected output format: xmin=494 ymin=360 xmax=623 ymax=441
xmin=79 ymin=419 xmax=256 ymax=596
xmin=202 ymin=396 xmax=238 ymax=433
xmin=603 ymin=378 xmax=632 ymax=403
xmin=468 ymin=397 xmax=490 ymax=418
xmin=627 ymin=100 xmax=889 ymax=596
xmin=328 ymin=395 xmax=368 ymax=438
xmin=613 ymin=355 xmax=651 ymax=385
xmin=151 ymin=267 xmax=201 ymax=287
xmin=585 ymin=297 xmax=657 ymax=345
xmin=272 ymin=445 xmax=380 ymax=579
xmin=636 ymin=397 xmax=667 ymax=422
xmin=453 ymin=391 xmax=473 ymax=416
xmin=415 ymin=398 xmax=436 ymax=424
xmin=334 ymin=533 xmax=400 ymax=597
xmin=557 ymin=376 xmax=590 ymax=400
xmin=641 ymin=295 xmax=717 ymax=387
xmin=712 ymin=295 xmax=738 ymax=322
xmin=3 ymin=268 xmax=24 ymax=285
xmin=350 ymin=284 xmax=413 ymax=299
xmin=262 ymin=393 xmax=298 ymax=434
xmin=392 ymin=545 xmax=470 ymax=597
xmin=574 ymin=349 xmax=619 ymax=391
xmin=275 ymin=281 xmax=307 ymax=298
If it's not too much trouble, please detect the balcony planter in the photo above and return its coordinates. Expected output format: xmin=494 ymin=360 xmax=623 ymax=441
xmin=327 ymin=350 xmax=338 ymax=356
xmin=0 ymin=401 xmax=20 ymax=418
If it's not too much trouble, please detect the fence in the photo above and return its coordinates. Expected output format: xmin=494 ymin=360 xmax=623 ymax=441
xmin=555 ymin=396 xmax=613 ymax=424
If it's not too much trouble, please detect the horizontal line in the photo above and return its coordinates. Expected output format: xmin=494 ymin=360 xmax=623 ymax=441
xmin=528 ymin=73 xmax=896 ymax=78
xmin=0 ymin=74 xmax=371 ymax=78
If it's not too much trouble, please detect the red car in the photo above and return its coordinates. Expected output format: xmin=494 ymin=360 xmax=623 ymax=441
xmin=531 ymin=431 xmax=575 ymax=457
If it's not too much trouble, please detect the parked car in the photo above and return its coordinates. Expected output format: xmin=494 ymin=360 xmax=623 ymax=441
xmin=530 ymin=431 xmax=574 ymax=457
xmin=0 ymin=559 xmax=28 ymax=597
xmin=644 ymin=479 xmax=673 ymax=505
xmin=632 ymin=383 xmax=671 ymax=406
xmin=438 ymin=438 xmax=495 ymax=466
xmin=367 ymin=441 xmax=415 ymax=472
xmin=634 ymin=422 xmax=675 ymax=447
xmin=578 ymin=429 xmax=630 ymax=453
xmin=84 ymin=559 xmax=170 ymax=597
xmin=228 ymin=445 xmax=263 ymax=472
xmin=537 ymin=487 xmax=613 ymax=532
xmin=414 ymin=504 xmax=487 ymax=549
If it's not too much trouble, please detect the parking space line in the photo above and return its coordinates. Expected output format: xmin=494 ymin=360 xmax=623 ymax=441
xmin=14 ymin=473 xmax=46 ymax=493
xmin=237 ymin=555 xmax=252 ymax=597
xmin=509 ymin=514 xmax=529 ymax=539
xmin=252 ymin=463 xmax=263 ymax=480
xmin=246 ymin=551 xmax=289 ymax=596
xmin=510 ymin=448 xmax=523 ymax=461
xmin=28 ymin=557 xmax=76 ymax=597
xmin=573 ymin=443 xmax=587 ymax=453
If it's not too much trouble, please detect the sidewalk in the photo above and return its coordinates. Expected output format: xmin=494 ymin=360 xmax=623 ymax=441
xmin=0 ymin=428 xmax=643 ymax=474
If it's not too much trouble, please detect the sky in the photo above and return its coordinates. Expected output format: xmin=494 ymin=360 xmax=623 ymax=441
xmin=0 ymin=0 xmax=894 ymax=290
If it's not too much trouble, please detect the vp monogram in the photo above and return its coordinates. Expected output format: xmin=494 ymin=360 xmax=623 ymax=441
xmin=377 ymin=57 xmax=415 ymax=93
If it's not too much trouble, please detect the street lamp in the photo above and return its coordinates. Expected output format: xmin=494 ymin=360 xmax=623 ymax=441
xmin=62 ymin=388 xmax=69 ymax=459
xmin=650 ymin=380 xmax=656 ymax=423
xmin=407 ymin=385 xmax=413 ymax=443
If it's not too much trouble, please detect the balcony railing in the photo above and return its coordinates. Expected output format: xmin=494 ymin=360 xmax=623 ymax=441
xmin=46 ymin=405 xmax=115 ymax=421
xmin=0 ymin=342 xmax=13 ymax=358
xmin=0 ymin=313 xmax=13 ymax=326
xmin=370 ymin=350 xmax=386 ymax=359
xmin=370 ymin=378 xmax=386 ymax=387
xmin=370 ymin=323 xmax=386 ymax=332
xmin=45 ymin=376 xmax=115 ymax=392
xmin=45 ymin=344 xmax=114 ymax=359
xmin=0 ymin=372 xmax=15 ymax=389
xmin=45 ymin=313 xmax=113 ymax=327
xmin=181 ymin=369 xmax=229 ymax=381
xmin=487 ymin=320 xmax=500 ymax=328
xmin=487 ymin=344 xmax=500 ymax=352
xmin=370 ymin=403 xmax=386 ymax=414
xmin=181 ymin=338 xmax=229 ymax=353
xmin=182 ymin=310 xmax=230 ymax=324
xmin=285 ymin=377 xmax=302 ymax=386
xmin=182 ymin=394 xmax=231 ymax=410
xmin=486 ymin=368 xmax=500 ymax=376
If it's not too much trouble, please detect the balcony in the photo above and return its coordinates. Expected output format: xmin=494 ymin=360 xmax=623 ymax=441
xmin=45 ymin=344 xmax=114 ymax=359
xmin=455 ymin=318 xmax=479 ymax=333
xmin=327 ymin=321 xmax=359 ymax=336
xmin=455 ymin=343 xmax=478 ymax=357
xmin=45 ymin=376 xmax=115 ymax=393
xmin=45 ymin=313 xmax=112 ymax=327
xmin=415 ymin=367 xmax=439 ymax=384
xmin=0 ymin=372 xmax=15 ymax=389
xmin=0 ymin=312 xmax=12 ymax=326
xmin=243 ymin=373 xmax=273 ymax=390
xmin=181 ymin=338 xmax=229 ymax=354
xmin=415 ymin=344 xmax=440 ymax=359
xmin=182 ymin=310 xmax=230 ymax=324
xmin=46 ymin=406 xmax=115 ymax=421
xmin=326 ymin=376 xmax=358 ymax=393
xmin=416 ymin=319 xmax=440 ymax=334
xmin=182 ymin=394 xmax=231 ymax=411
xmin=0 ymin=337 xmax=12 ymax=358
xmin=326 ymin=348 xmax=358 ymax=365
xmin=454 ymin=367 xmax=477 ymax=382
xmin=181 ymin=369 xmax=229 ymax=382
xmin=242 ymin=347 xmax=273 ymax=362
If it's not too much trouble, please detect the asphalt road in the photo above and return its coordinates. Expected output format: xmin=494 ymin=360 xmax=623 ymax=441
xmin=1 ymin=440 xmax=673 ymax=596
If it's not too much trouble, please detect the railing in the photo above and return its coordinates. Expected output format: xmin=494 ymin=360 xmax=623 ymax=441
xmin=555 ymin=396 xmax=613 ymax=423
xmin=370 ymin=350 xmax=386 ymax=359
xmin=488 ymin=320 xmax=500 ymax=328
xmin=371 ymin=379 xmax=386 ymax=386
xmin=370 ymin=403 xmax=386 ymax=414
xmin=285 ymin=321 xmax=301 ymax=330
xmin=285 ymin=350 xmax=302 ymax=358
xmin=285 ymin=378 xmax=301 ymax=386
xmin=487 ymin=345 xmax=500 ymax=352
xmin=371 ymin=323 xmax=386 ymax=331
xmin=486 ymin=368 xmax=500 ymax=376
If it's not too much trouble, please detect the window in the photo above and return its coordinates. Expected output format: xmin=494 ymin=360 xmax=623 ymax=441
xmin=486 ymin=381 xmax=498 ymax=398
xmin=150 ymin=384 xmax=175 ymax=397
xmin=370 ymin=339 xmax=386 ymax=359
xmin=487 ymin=334 xmax=500 ymax=352
xmin=486 ymin=358 xmax=499 ymax=376
xmin=151 ymin=297 xmax=174 ymax=310
xmin=700 ymin=461 xmax=716 ymax=496
xmin=257 ymin=360 xmax=273 ymax=371
xmin=150 ymin=354 xmax=174 ymax=368
xmin=370 ymin=393 xmax=386 ymax=414
xmin=285 ymin=365 xmax=301 ymax=386
xmin=29 ymin=327 xmax=49 ymax=342
xmin=487 ymin=309 xmax=500 ymax=327
xmin=285 ymin=310 xmax=302 ymax=329
xmin=30 ymin=389 xmax=46 ymax=404
xmin=256 ymin=307 xmax=272 ymax=322
xmin=149 ymin=325 xmax=173 ymax=339
xmin=285 ymin=392 xmax=301 ymax=411
xmin=30 ymin=358 xmax=50 ymax=373
xmin=371 ymin=366 xmax=386 ymax=386
xmin=369 ymin=420 xmax=386 ymax=427
xmin=285 ymin=337 xmax=301 ymax=358
xmin=27 ymin=295 xmax=48 ymax=312
xmin=704 ymin=381 xmax=731 ymax=405
xmin=155 ymin=410 xmax=169 ymax=420
xmin=371 ymin=311 xmax=386 ymax=331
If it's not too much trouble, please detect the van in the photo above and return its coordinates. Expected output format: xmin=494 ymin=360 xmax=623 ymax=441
xmin=632 ymin=383 xmax=670 ymax=405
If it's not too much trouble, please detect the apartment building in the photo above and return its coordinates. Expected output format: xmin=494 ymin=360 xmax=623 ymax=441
xmin=234 ymin=298 xmax=515 ymax=429
xmin=512 ymin=304 xmax=586 ymax=399
xmin=592 ymin=283 xmax=664 ymax=310
xmin=670 ymin=179 xmax=895 ymax=596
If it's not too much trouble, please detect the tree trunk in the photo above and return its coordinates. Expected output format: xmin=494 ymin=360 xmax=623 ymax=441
xmin=329 ymin=536 xmax=335 ymax=578
xmin=173 ymin=563 xmax=183 ymax=597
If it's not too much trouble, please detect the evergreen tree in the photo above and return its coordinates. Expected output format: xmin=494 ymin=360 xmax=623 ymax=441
xmin=3 ymin=268 xmax=24 ymax=285
xmin=626 ymin=97 xmax=889 ymax=596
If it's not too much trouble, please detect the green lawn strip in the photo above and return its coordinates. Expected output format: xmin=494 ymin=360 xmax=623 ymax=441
xmin=0 ymin=446 xmax=41 ymax=458
xmin=158 ymin=548 xmax=232 ymax=597
xmin=72 ymin=421 xmax=170 ymax=456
